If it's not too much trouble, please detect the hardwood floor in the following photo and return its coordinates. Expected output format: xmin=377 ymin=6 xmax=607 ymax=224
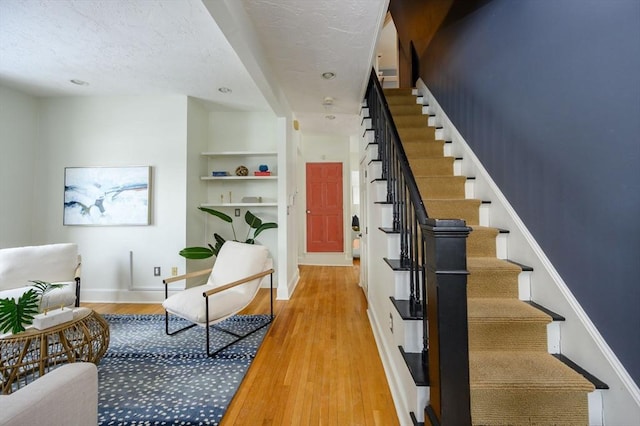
xmin=83 ymin=262 xmax=399 ymax=425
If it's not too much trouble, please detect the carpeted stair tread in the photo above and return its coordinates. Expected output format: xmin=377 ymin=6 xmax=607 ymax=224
xmin=416 ymin=176 xmax=466 ymax=199
xmin=409 ymin=157 xmax=455 ymax=176
xmin=384 ymin=88 xmax=414 ymax=96
xmin=470 ymin=391 xmax=590 ymax=426
xmin=469 ymin=351 xmax=594 ymax=426
xmin=467 ymin=270 xmax=521 ymax=299
xmin=468 ymin=299 xmax=551 ymax=351
xmin=470 ymin=352 xmax=593 ymax=426
xmin=394 ymin=115 xmax=429 ymax=128
xmin=385 ymin=95 xmax=419 ymax=106
xmin=467 ymin=298 xmax=551 ymax=323
xmin=398 ymin=127 xmax=438 ymax=141
xmin=467 ymin=226 xmax=499 ymax=257
xmin=402 ymin=140 xmax=444 ymax=157
xmin=389 ymin=104 xmax=423 ymax=116
xmin=469 ymin=351 xmax=594 ymax=391
xmin=466 ymin=257 xmax=523 ymax=298
xmin=424 ymin=199 xmax=481 ymax=225
xmin=467 ymin=256 xmax=522 ymax=273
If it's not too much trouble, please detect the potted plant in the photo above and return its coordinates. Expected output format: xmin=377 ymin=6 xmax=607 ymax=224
xmin=0 ymin=281 xmax=66 ymax=334
xmin=179 ymin=207 xmax=277 ymax=260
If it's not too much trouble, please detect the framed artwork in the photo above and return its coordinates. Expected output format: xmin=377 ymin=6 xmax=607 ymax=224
xmin=64 ymin=166 xmax=152 ymax=226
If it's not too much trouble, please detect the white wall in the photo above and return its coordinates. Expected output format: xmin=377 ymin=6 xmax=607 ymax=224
xmin=297 ymin=132 xmax=352 ymax=266
xmin=0 ymin=86 xmax=38 ymax=247
xmin=185 ymin=98 xmax=210 ymax=279
xmin=283 ymin=116 xmax=301 ymax=298
xmin=377 ymin=18 xmax=398 ymax=71
xmin=34 ymin=95 xmax=189 ymax=301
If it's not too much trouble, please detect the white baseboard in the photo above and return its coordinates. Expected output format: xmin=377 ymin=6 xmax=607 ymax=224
xmin=415 ymin=79 xmax=640 ymax=424
xmin=81 ymin=289 xmax=170 ymax=304
xmin=279 ymin=267 xmax=299 ymax=300
xmin=297 ymin=252 xmax=353 ymax=266
xmin=368 ymin=308 xmax=415 ymax=426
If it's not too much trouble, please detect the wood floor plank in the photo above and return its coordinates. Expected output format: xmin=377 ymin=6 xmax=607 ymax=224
xmin=83 ymin=262 xmax=399 ymax=425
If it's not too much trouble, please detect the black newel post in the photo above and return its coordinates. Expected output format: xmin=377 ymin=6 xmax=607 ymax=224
xmin=422 ymin=218 xmax=472 ymax=426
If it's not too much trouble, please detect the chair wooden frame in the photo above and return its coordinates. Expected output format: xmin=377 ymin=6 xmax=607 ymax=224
xmin=163 ymin=267 xmax=274 ymax=357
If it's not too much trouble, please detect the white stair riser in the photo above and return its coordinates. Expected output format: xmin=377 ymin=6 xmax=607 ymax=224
xmin=443 ymin=141 xmax=453 ymax=156
xmin=393 ymin=270 xmax=411 ymax=300
xmin=588 ymin=390 xmax=605 ymax=426
xmin=385 ymin=233 xmax=400 ymax=258
xmin=369 ymin=162 xmax=383 ymax=182
xmin=394 ymin=315 xmax=423 ymax=354
xmin=547 ymin=321 xmax=561 ymax=354
xmin=465 ymin=179 xmax=475 ymax=199
xmin=380 ymin=204 xmax=394 ymax=229
xmin=406 ymin=320 xmax=424 ymax=354
xmin=479 ymin=203 xmax=490 ymax=226
xmin=518 ymin=270 xmax=532 ymax=301
xmin=496 ymin=233 xmax=508 ymax=260
xmin=365 ymin=136 xmax=377 ymax=155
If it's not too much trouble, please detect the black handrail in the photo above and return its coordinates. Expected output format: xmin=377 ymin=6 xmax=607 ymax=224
xmin=365 ymin=69 xmax=472 ymax=426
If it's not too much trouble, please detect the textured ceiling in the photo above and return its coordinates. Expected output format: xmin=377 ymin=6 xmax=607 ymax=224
xmin=0 ymin=0 xmax=389 ymax=135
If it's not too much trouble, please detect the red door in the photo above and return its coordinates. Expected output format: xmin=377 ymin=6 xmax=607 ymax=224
xmin=306 ymin=162 xmax=343 ymax=252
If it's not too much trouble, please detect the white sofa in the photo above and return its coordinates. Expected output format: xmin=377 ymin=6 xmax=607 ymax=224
xmin=0 ymin=363 xmax=98 ymax=426
xmin=0 ymin=243 xmax=81 ymax=309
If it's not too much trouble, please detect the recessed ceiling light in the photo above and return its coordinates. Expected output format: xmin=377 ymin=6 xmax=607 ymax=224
xmin=321 ymin=72 xmax=336 ymax=80
xmin=325 ymin=114 xmax=336 ymax=120
xmin=218 ymin=87 xmax=232 ymax=93
xmin=322 ymin=96 xmax=334 ymax=106
xmin=70 ymin=79 xmax=89 ymax=86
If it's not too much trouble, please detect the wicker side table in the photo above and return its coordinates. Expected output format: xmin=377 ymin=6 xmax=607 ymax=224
xmin=0 ymin=307 xmax=110 ymax=394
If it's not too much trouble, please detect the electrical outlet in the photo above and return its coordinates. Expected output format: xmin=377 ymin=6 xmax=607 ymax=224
xmin=171 ymin=267 xmax=178 ymax=276
xmin=234 ymin=208 xmax=241 ymax=217
xmin=154 ymin=266 xmax=161 ymax=276
xmin=389 ymin=313 xmax=393 ymax=333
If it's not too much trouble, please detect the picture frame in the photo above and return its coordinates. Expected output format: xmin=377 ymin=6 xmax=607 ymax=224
xmin=63 ymin=166 xmax=152 ymax=226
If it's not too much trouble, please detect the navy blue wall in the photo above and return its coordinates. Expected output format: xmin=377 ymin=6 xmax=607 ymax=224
xmin=421 ymin=1 xmax=640 ymax=383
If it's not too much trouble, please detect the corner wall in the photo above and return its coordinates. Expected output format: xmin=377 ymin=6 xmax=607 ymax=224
xmin=0 ymin=86 xmax=38 ymax=247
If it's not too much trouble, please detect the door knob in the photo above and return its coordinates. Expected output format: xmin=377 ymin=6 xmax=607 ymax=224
xmin=306 ymin=210 xmax=311 ymax=214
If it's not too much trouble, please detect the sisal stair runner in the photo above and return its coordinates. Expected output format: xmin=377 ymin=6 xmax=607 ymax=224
xmin=384 ymin=88 xmax=594 ymax=425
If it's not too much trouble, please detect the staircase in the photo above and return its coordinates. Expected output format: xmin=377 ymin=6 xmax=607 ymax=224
xmin=363 ymin=86 xmax=606 ymax=425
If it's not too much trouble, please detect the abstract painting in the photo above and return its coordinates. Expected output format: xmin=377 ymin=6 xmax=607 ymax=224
xmin=64 ymin=166 xmax=151 ymax=226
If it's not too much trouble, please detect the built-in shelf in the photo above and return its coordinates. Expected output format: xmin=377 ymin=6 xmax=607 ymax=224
xmin=201 ymin=150 xmax=278 ymax=210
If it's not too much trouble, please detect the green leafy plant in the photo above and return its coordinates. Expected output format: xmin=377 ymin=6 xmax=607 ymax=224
xmin=180 ymin=207 xmax=278 ymax=259
xmin=0 ymin=290 xmax=39 ymax=334
xmin=0 ymin=281 xmax=67 ymax=334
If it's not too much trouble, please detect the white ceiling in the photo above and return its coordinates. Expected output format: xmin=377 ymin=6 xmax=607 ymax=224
xmin=0 ymin=0 xmax=389 ymax=135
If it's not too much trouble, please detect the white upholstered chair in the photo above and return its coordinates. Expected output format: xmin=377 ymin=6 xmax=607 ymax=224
xmin=162 ymin=241 xmax=274 ymax=356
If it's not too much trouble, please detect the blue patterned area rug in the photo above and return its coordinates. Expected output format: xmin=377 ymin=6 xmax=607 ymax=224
xmin=98 ymin=314 xmax=271 ymax=426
